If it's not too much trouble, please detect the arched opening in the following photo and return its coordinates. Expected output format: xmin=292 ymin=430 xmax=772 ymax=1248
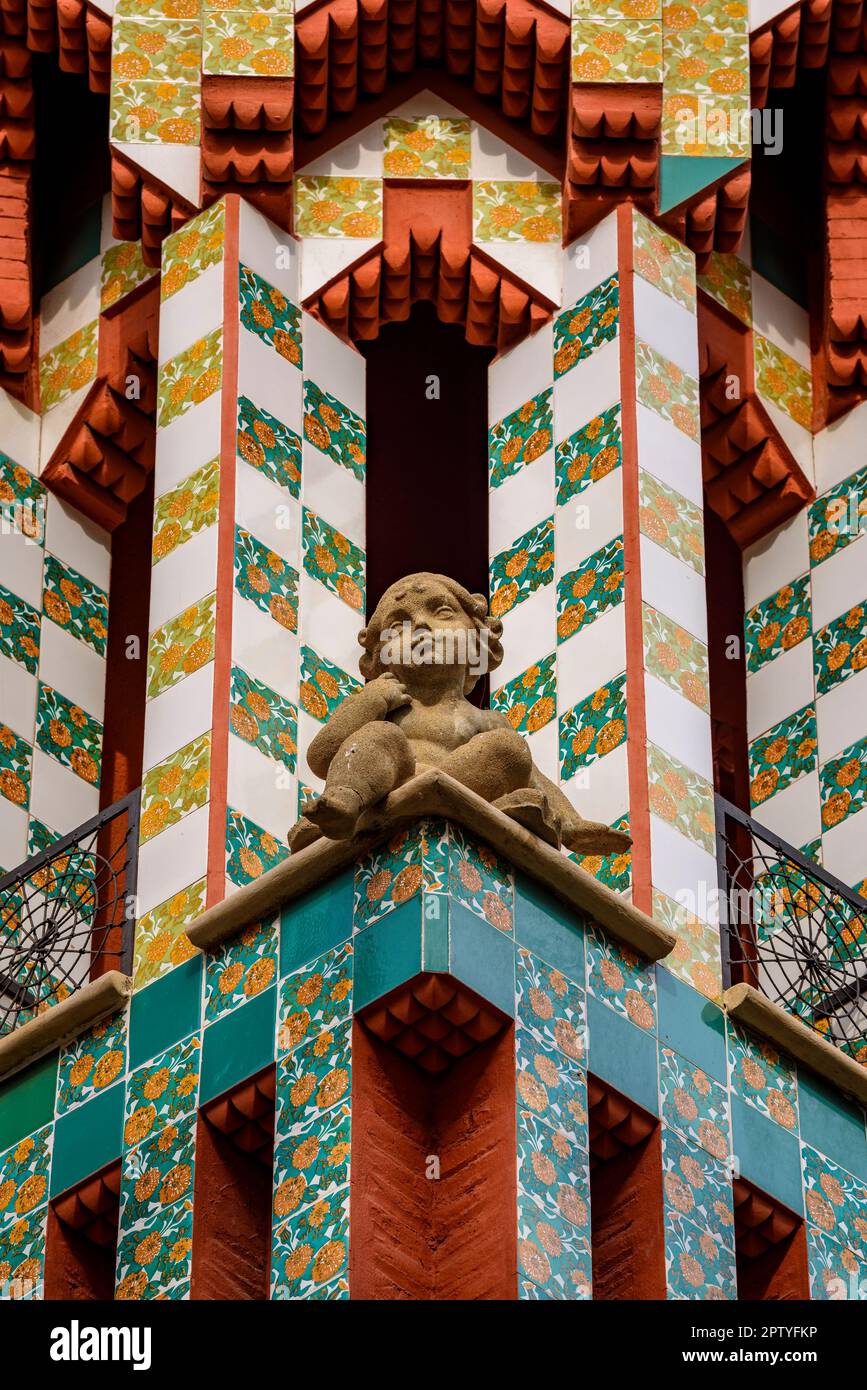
xmin=359 ymin=300 xmax=494 ymax=618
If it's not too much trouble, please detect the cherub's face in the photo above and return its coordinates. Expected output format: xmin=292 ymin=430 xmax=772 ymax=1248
xmin=376 ymin=580 xmax=476 ymax=682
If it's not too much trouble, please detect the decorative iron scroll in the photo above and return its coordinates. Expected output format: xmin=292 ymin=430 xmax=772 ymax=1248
xmin=716 ymin=794 xmax=867 ymax=1058
xmin=0 ymin=791 xmax=139 ymax=1036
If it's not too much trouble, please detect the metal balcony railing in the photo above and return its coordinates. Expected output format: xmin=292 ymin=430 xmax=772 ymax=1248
xmin=0 ymin=790 xmax=140 ymax=1036
xmin=715 ymin=793 xmax=867 ymax=1057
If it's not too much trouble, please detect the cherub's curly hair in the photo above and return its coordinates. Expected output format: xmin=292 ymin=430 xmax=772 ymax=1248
xmin=358 ymin=573 xmax=504 ymax=695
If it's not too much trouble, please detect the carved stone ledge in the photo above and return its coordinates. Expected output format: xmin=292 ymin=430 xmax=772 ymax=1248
xmin=724 ymin=982 xmax=867 ymax=1107
xmin=186 ymin=768 xmax=675 ymax=962
xmin=0 ymin=970 xmax=132 ymax=1083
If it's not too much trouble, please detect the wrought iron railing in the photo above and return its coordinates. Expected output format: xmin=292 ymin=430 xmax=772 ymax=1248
xmin=0 ymin=790 xmax=140 ymax=1036
xmin=715 ymin=793 xmax=867 ymax=1058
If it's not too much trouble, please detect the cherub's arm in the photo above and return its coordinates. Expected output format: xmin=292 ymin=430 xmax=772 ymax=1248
xmin=306 ymin=673 xmax=410 ymax=779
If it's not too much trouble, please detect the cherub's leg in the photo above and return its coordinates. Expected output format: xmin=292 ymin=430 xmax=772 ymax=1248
xmin=530 ymin=767 xmax=632 ymax=854
xmin=305 ymin=721 xmax=415 ymax=838
xmin=440 ymin=727 xmax=532 ymax=802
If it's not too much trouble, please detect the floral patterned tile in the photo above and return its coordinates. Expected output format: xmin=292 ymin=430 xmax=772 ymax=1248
xmin=157 ymin=328 xmax=222 ymax=428
xmin=643 ymin=603 xmax=709 ymax=710
xmin=491 ymin=653 xmax=556 ymax=736
xmin=133 ymin=880 xmax=204 ymax=991
xmin=808 ymin=465 xmax=867 ymax=568
xmin=554 ymin=400 xmax=621 ymax=506
xmin=572 ymin=17 xmax=662 ymax=84
xmin=226 ymin=805 xmax=289 ymax=885
xmin=821 ymin=734 xmax=867 ymax=833
xmin=659 ymin=1046 xmax=730 ymax=1162
xmin=489 ymin=516 xmax=554 ymax=619
xmin=635 ymin=339 xmax=700 ymax=441
xmin=727 ymin=1021 xmax=798 ymax=1132
xmin=299 ymin=645 xmax=360 ymax=723
xmin=654 ymin=889 xmax=722 ymax=1004
xmin=516 ymin=1026 xmax=588 ymax=1145
xmin=586 ymin=923 xmax=656 ymax=1032
xmin=807 ymin=1225 xmax=864 ymax=1300
xmin=0 ymin=1204 xmax=46 ymax=1299
xmin=151 ymin=457 xmax=219 ymax=566
xmin=146 ymin=592 xmax=216 ymax=701
xmin=353 ymin=820 xmax=448 ymax=931
xmin=632 ymin=209 xmax=696 ymax=313
xmin=276 ymin=1018 xmax=351 ymax=1138
xmin=639 ymin=468 xmax=704 ymax=574
xmin=140 ymin=733 xmax=210 ymax=844
xmin=559 ymin=671 xmax=627 ymax=782
xmin=383 ymin=115 xmax=471 ymax=178
xmin=448 ymin=822 xmax=514 ymax=934
xmin=748 ymin=703 xmax=817 ymax=808
xmin=664 ymin=1207 xmax=736 ymax=1299
xmin=517 ymin=1110 xmax=591 ymax=1300
xmin=35 ymin=684 xmax=102 ymax=787
xmin=754 ymin=333 xmax=812 ymax=431
xmin=294 ymin=176 xmax=382 ymax=240
xmin=302 ymin=508 xmax=365 ymax=613
xmin=110 ymin=78 xmax=201 ymax=146
xmin=39 ymin=321 xmax=98 ymax=412
xmin=115 ymin=1205 xmax=193 ymax=1301
xmin=556 ymin=536 xmax=624 ymax=643
xmin=815 ymin=602 xmax=867 ymax=696
xmin=0 ymin=453 xmax=45 ymax=545
xmin=112 ymin=18 xmax=202 ymax=85
xmin=696 ymin=251 xmax=752 ymax=326
xmin=161 ymin=200 xmax=225 ymax=302
xmin=802 ymin=1143 xmax=867 ymax=1260
xmin=203 ymin=10 xmax=294 ymax=76
xmin=489 ymin=387 xmax=553 ymax=489
xmin=229 ymin=665 xmax=297 ymax=769
xmin=101 ymin=239 xmax=154 ymax=310
xmin=205 ymin=917 xmax=278 ymax=1023
xmin=647 ymin=741 xmax=715 ymax=855
xmin=56 ymin=1010 xmax=127 ymax=1115
xmin=271 ymin=1184 xmax=349 ymax=1299
xmin=553 ymin=275 xmax=619 ymax=378
xmin=303 ymin=380 xmax=365 ymax=480
xmin=0 ymin=583 xmax=40 ymax=676
xmin=124 ymin=1036 xmax=201 ymax=1144
xmin=239 ymin=263 xmax=302 ymax=368
xmin=473 ymin=181 xmax=561 ymax=244
xmin=42 ymin=552 xmax=109 ymax=657
xmin=662 ymin=1125 xmax=735 ymax=1246
xmin=571 ymin=814 xmax=632 ymax=896
xmin=238 ymin=395 xmax=301 ymax=498
xmin=273 ymin=1105 xmax=350 ymax=1227
xmin=0 ymin=1126 xmax=52 ymax=1219
xmin=517 ymin=948 xmax=586 ymax=1063
xmin=234 ymin=525 xmax=299 ymax=631
xmin=277 ymin=942 xmax=353 ymax=1054
xmin=744 ymin=574 xmax=812 ymax=674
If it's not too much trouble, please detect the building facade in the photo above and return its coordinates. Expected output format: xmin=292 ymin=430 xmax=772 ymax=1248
xmin=0 ymin=0 xmax=866 ymax=1302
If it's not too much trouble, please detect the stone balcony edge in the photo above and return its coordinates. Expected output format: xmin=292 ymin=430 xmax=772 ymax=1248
xmin=0 ymin=970 xmax=133 ymax=1084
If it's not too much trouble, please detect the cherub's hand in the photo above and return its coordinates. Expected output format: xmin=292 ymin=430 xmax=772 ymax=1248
xmin=365 ymin=672 xmax=412 ymax=713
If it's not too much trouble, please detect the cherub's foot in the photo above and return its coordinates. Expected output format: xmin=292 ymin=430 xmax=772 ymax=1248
xmin=287 ymin=816 xmax=322 ymax=853
xmin=303 ymin=786 xmax=364 ymax=840
xmin=494 ymin=788 xmax=561 ymax=849
xmin=564 ymin=820 xmax=632 ymax=856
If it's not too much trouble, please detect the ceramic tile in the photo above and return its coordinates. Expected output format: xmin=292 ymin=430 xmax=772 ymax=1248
xmin=749 ymin=703 xmax=817 ymax=808
xmin=553 ymin=275 xmax=619 ymax=378
xmin=473 ymin=181 xmax=561 ymax=244
xmin=659 ymin=1046 xmax=730 ymax=1161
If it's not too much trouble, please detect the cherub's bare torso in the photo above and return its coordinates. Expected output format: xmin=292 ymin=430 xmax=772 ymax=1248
xmin=389 ymin=696 xmax=503 ymax=768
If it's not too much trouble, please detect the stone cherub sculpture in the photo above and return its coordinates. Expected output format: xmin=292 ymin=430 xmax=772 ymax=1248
xmin=287 ymin=572 xmax=632 ymax=857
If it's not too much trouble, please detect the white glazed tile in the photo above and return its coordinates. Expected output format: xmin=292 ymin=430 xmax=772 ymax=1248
xmin=755 ymin=769 xmax=821 ymax=848
xmin=238 ymin=199 xmax=300 ymax=306
xmin=154 ymin=392 xmax=223 ymax=497
xmin=298 ymin=239 xmax=379 ymax=305
xmin=557 ymin=604 xmax=626 ymax=711
xmin=560 ymin=741 xmax=629 ymax=825
xmin=470 ymin=124 xmax=555 ymax=181
xmin=527 ymin=718 xmax=558 ymax=784
xmin=300 ymin=119 xmax=384 ymax=177
xmin=636 ymin=402 xmax=703 ymax=507
xmin=158 ymin=262 xmax=225 ymax=365
xmin=301 ymin=311 xmax=366 ymax=417
xmin=296 ymin=709 xmax=325 ymax=792
xmin=816 ymin=666 xmax=867 ymax=765
xmin=489 ymin=454 xmax=555 ymax=558
xmin=44 ymin=495 xmax=112 ymax=590
xmin=0 ymin=795 xmax=28 ymax=873
xmin=39 ymin=619 xmax=106 ymax=724
xmin=633 ymin=276 xmax=699 ymax=376
xmin=751 ymin=272 xmax=811 ymax=369
xmin=136 ymin=802 xmax=210 ymax=915
xmin=0 ymin=529 xmax=43 ymax=608
xmin=0 ymin=389 xmax=40 ymax=468
xmin=644 ymin=673 xmax=713 ymax=782
xmin=143 ymin=662 xmax=215 ymax=771
xmin=232 ymin=592 xmax=299 ymax=699
xmin=822 ymin=803 xmax=867 ymax=889
xmin=0 ymin=654 xmax=38 ymax=742
xmin=148 ymin=525 xmax=218 ymax=635
xmin=301 ymin=445 xmax=365 ymax=549
xmin=555 ymin=466 xmax=623 ymax=573
xmin=814 ymin=400 xmax=867 ymax=498
xmin=39 ymin=260 xmax=100 ymax=355
xmin=485 ymin=242 xmax=562 ymax=307
xmin=238 ymin=328 xmax=303 ymax=432
xmin=760 ymin=396 xmax=814 ymax=488
xmin=810 ymin=538 xmax=867 ymax=631
xmin=298 ymin=570 xmax=361 ymax=675
xmin=488 ymin=322 xmax=554 ymax=426
xmin=235 ymin=458 xmax=302 ymax=568
xmin=562 ymin=212 xmax=619 ymax=310
xmin=553 ymin=337 xmax=621 ymax=444
xmin=639 ymin=535 xmax=708 ymax=643
xmin=29 ymin=746 xmax=100 ymax=834
xmin=742 ymin=508 xmax=809 ymax=609
xmin=495 ymin=585 xmax=556 ymax=688
xmin=39 ymin=388 xmax=90 ymax=454
xmin=650 ymin=815 xmax=718 ymax=926
xmin=745 ymin=641 xmax=813 ymax=741
xmin=227 ymin=734 xmax=296 ymax=841
xmin=113 ymin=142 xmax=201 ymax=209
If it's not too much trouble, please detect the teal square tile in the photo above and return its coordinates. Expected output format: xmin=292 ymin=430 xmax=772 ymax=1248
xmin=449 ymin=900 xmax=515 ymax=1017
xmin=352 ymin=897 xmax=423 ymax=1012
xmin=657 ymin=967 xmax=726 ymax=1082
xmin=50 ymin=1082 xmax=124 ymax=1197
xmin=731 ymin=1094 xmax=803 ymax=1215
xmin=128 ymin=954 xmax=203 ymax=1072
xmin=280 ymin=870 xmax=353 ymax=977
xmin=798 ymin=1069 xmax=867 ymax=1183
xmin=200 ymin=983 xmax=277 ymax=1106
xmin=514 ymin=874 xmax=585 ymax=985
xmin=422 ymin=892 xmax=449 ymax=971
xmin=0 ymin=1052 xmax=57 ymax=1152
xmin=586 ymin=993 xmax=659 ymax=1115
